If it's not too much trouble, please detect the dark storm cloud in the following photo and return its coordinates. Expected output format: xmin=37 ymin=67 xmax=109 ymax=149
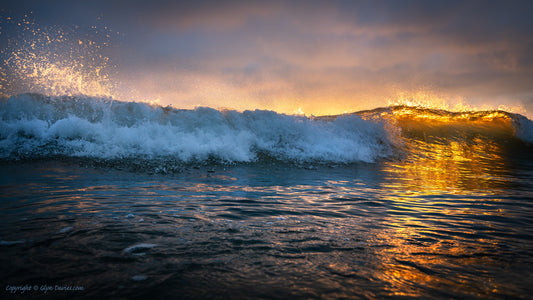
xmin=2 ymin=0 xmax=533 ymax=114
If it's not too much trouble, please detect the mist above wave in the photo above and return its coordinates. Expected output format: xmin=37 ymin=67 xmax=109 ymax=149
xmin=0 ymin=94 xmax=396 ymax=164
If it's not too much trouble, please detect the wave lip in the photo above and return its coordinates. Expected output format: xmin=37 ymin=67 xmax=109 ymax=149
xmin=0 ymin=94 xmax=396 ymax=164
xmin=355 ymin=105 xmax=533 ymax=145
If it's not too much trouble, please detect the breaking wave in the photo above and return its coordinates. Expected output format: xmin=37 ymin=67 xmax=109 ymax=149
xmin=0 ymin=94 xmax=396 ymax=165
xmin=1 ymin=94 xmax=532 ymax=172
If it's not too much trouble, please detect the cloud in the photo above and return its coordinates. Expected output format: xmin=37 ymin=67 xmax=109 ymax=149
xmin=3 ymin=0 xmax=533 ymax=114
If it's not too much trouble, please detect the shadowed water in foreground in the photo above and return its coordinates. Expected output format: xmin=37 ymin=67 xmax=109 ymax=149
xmin=1 ymin=153 xmax=532 ymax=299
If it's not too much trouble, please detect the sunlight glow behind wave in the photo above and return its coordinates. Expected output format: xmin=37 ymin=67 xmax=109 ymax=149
xmin=0 ymin=15 xmax=529 ymax=119
xmin=387 ymin=89 xmax=526 ymax=116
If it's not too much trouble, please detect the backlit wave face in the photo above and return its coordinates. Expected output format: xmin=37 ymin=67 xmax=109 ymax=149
xmin=370 ymin=106 xmax=523 ymax=193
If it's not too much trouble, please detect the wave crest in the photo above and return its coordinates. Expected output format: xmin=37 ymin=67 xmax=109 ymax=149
xmin=0 ymin=94 xmax=397 ymax=164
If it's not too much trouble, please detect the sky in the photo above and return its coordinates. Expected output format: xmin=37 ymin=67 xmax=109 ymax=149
xmin=2 ymin=0 xmax=533 ymax=116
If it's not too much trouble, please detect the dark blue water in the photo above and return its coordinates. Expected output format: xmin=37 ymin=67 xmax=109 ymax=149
xmin=1 ymin=154 xmax=532 ymax=299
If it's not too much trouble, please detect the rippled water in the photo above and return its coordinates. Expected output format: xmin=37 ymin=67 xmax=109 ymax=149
xmin=1 ymin=152 xmax=533 ymax=299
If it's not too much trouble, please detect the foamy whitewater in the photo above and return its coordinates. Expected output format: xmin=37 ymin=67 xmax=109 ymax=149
xmin=0 ymin=93 xmax=397 ymax=164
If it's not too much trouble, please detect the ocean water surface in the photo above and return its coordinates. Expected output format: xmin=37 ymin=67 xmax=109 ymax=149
xmin=1 ymin=94 xmax=533 ymax=299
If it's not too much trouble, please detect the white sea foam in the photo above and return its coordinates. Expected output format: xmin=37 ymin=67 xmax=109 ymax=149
xmin=0 ymin=94 xmax=397 ymax=163
xmin=513 ymin=114 xmax=533 ymax=145
xmin=58 ymin=226 xmax=73 ymax=233
xmin=131 ymin=275 xmax=148 ymax=281
xmin=123 ymin=243 xmax=158 ymax=253
xmin=0 ymin=239 xmax=25 ymax=245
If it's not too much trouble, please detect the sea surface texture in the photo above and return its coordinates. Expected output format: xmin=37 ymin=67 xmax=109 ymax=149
xmin=1 ymin=94 xmax=533 ymax=299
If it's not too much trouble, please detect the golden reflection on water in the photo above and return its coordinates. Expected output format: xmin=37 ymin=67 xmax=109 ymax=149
xmin=382 ymin=138 xmax=508 ymax=193
xmin=372 ymin=222 xmax=505 ymax=298
xmin=372 ymin=109 xmax=515 ymax=297
xmin=381 ymin=108 xmax=514 ymax=193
